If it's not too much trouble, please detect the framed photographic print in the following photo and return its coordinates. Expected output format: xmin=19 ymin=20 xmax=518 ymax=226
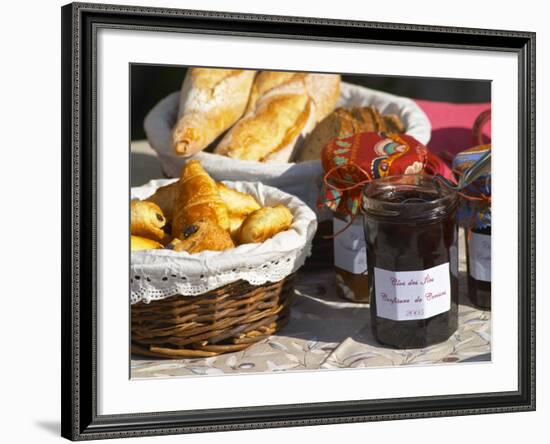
xmin=61 ymin=2 xmax=536 ymax=440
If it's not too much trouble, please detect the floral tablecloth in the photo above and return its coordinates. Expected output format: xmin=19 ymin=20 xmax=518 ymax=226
xmin=131 ymin=230 xmax=491 ymax=378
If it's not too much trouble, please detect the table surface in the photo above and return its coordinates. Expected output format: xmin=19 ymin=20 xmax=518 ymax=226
xmin=130 ymin=140 xmax=491 ymax=379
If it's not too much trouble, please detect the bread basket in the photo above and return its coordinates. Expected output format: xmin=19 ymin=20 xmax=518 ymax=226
xmin=143 ymin=82 xmax=432 ymax=210
xmin=131 ymin=179 xmax=318 ymax=358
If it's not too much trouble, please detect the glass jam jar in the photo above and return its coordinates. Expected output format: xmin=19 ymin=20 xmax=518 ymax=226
xmin=465 ymin=225 xmax=491 ymax=309
xmin=333 ymin=212 xmax=369 ymax=303
xmin=362 ymin=175 xmax=459 ymax=349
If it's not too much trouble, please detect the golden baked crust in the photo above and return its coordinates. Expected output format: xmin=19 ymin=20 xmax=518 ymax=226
xmin=228 ymin=215 xmax=246 ymax=241
xmin=215 ymin=71 xmax=340 ymax=162
xmin=252 ymin=71 xmax=300 ymax=96
xmin=172 ymin=160 xmax=230 ymax=237
xmin=245 ymin=71 xmax=306 ymax=111
xmin=238 ymin=205 xmax=293 ymax=244
xmin=171 ymin=68 xmax=256 ymax=156
xmin=145 ymin=181 xmax=178 ymax=222
xmin=216 ymin=182 xmax=261 ymax=217
xmin=304 ymin=73 xmax=341 ymax=122
xmin=167 ymin=219 xmax=235 ymax=253
xmin=130 ymin=200 xmax=166 ymax=241
xmin=246 ymin=71 xmax=340 ymax=121
xmin=131 ymin=235 xmax=163 ymax=251
xmin=214 ymin=93 xmax=311 ymax=161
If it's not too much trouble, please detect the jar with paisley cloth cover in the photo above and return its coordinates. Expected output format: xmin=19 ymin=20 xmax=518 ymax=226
xmin=319 ymin=132 xmax=453 ymax=304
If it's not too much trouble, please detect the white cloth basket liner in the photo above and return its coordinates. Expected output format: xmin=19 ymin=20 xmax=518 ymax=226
xmin=130 ymin=180 xmax=318 ymax=304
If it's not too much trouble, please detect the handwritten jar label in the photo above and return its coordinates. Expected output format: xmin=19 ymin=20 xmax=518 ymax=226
xmin=333 ymin=216 xmax=367 ymax=274
xmin=374 ymin=263 xmax=451 ymax=321
xmin=469 ymin=232 xmax=491 ymax=282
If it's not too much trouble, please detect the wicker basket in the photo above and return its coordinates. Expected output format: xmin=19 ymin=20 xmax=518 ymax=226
xmin=132 ymin=274 xmax=295 ymax=358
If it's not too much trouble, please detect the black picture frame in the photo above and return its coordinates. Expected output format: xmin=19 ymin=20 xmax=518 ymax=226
xmin=61 ymin=2 xmax=536 ymax=440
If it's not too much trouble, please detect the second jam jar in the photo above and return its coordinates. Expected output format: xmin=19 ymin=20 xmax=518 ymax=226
xmin=362 ymin=175 xmax=459 ymax=349
xmin=465 ymin=224 xmax=491 ymax=309
xmin=333 ymin=212 xmax=369 ymax=303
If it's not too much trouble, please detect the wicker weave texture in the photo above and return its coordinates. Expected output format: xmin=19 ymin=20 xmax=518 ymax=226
xmin=132 ymin=275 xmax=295 ymax=358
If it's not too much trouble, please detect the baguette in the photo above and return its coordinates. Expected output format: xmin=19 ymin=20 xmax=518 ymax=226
xmin=303 ymin=73 xmax=341 ymax=122
xmin=214 ymin=71 xmax=340 ymax=162
xmin=172 ymin=68 xmax=256 ymax=156
xmin=246 ymin=71 xmax=340 ymax=120
xmin=216 ymin=182 xmax=261 ymax=217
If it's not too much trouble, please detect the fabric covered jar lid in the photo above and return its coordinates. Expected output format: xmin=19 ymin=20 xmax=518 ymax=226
xmin=318 ymin=132 xmax=453 ymax=217
xmin=452 ymin=144 xmax=492 ymax=229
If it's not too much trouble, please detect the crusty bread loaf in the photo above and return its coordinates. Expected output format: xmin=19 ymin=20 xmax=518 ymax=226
xmin=171 ymin=68 xmax=256 ymax=156
xmin=214 ymin=71 xmax=340 ymax=163
xmin=214 ymin=72 xmax=312 ymax=162
xmin=383 ymin=114 xmax=406 ymax=133
xmin=296 ymin=106 xmax=405 ymax=161
xmin=303 ymin=73 xmax=341 ymax=122
xmin=244 ymin=71 xmax=299 ymax=111
xmin=215 ymin=93 xmax=313 ymax=162
xmin=245 ymin=71 xmax=340 ymax=119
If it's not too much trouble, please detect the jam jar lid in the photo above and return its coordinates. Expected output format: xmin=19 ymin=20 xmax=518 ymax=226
xmin=362 ymin=174 xmax=458 ymax=222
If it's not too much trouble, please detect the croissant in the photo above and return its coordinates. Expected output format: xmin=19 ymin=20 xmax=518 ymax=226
xmin=172 ymin=68 xmax=256 ymax=156
xmin=167 ymin=219 xmax=234 ymax=253
xmin=216 ymin=182 xmax=261 ymax=217
xmin=145 ymin=181 xmax=178 ymax=222
xmin=172 ymin=160 xmax=230 ymax=238
xmin=131 ymin=235 xmax=163 ymax=251
xmin=144 ymin=181 xmax=261 ymax=227
xmin=228 ymin=215 xmax=246 ymax=240
xmin=238 ymin=205 xmax=293 ymax=244
xmin=130 ymin=200 xmax=166 ymax=241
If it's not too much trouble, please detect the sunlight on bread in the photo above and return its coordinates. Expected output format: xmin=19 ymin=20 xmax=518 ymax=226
xmin=131 ymin=160 xmax=293 ymax=253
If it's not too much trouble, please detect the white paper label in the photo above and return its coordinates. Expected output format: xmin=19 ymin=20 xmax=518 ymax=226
xmin=469 ymin=232 xmax=491 ymax=282
xmin=333 ymin=217 xmax=367 ymax=274
xmin=374 ymin=263 xmax=451 ymax=321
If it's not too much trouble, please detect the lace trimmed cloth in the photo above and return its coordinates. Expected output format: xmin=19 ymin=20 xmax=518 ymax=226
xmin=130 ymin=179 xmax=318 ymax=304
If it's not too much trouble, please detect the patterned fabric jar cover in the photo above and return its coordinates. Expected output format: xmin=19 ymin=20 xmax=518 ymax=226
xmin=452 ymin=144 xmax=492 ymax=229
xmin=318 ymin=131 xmax=453 ymax=216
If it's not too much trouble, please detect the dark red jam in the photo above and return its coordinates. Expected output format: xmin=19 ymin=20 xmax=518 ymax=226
xmin=465 ymin=226 xmax=491 ymax=310
xmin=363 ymin=175 xmax=459 ymax=349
